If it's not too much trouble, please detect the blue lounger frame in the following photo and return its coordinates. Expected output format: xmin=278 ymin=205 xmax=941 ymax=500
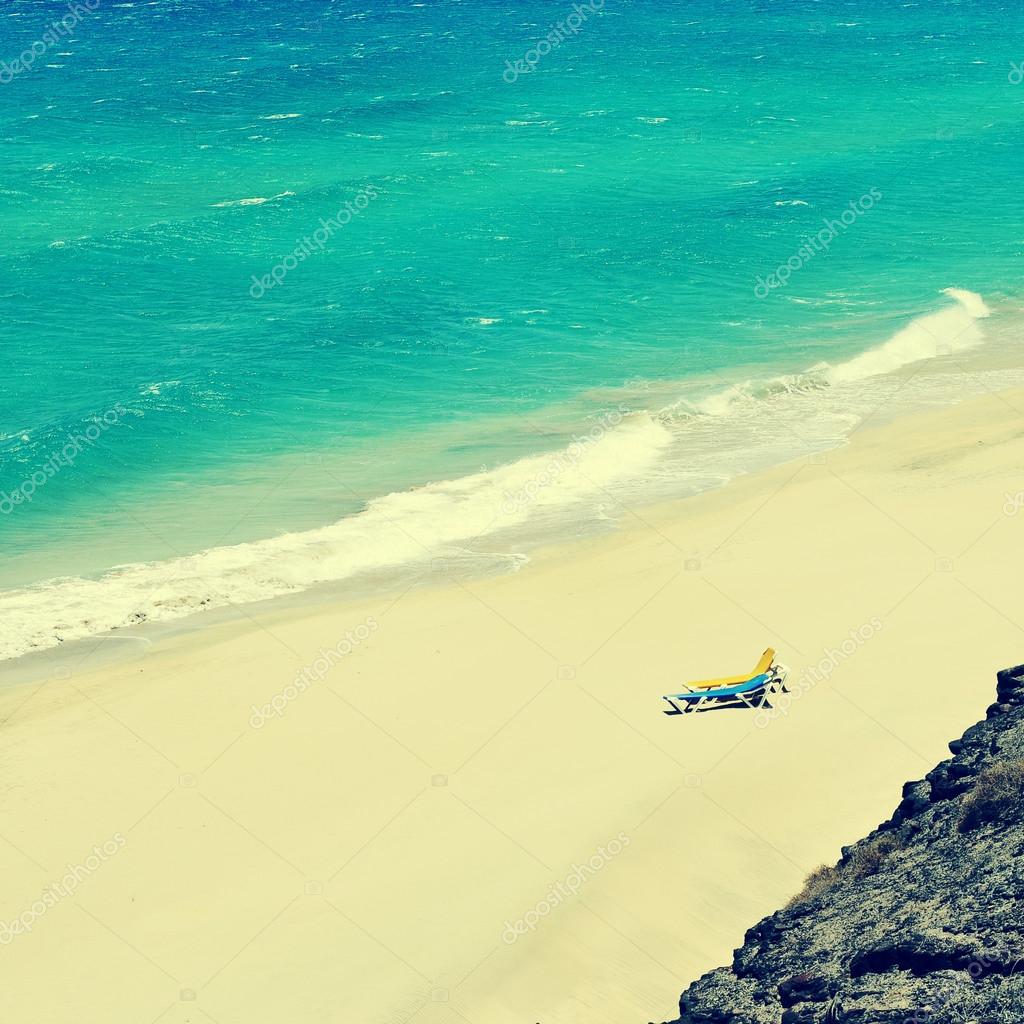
xmin=662 ymin=665 xmax=788 ymax=716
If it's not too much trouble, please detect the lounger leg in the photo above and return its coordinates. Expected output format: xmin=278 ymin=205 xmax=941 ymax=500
xmin=776 ymin=666 xmax=790 ymax=693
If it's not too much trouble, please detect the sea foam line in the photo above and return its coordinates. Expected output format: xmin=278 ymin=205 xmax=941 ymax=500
xmin=0 ymin=412 xmax=671 ymax=662
xmin=0 ymin=290 xmax=993 ymax=664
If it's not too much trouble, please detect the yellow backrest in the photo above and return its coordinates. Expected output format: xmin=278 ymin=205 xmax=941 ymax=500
xmin=687 ymin=648 xmax=777 ymax=690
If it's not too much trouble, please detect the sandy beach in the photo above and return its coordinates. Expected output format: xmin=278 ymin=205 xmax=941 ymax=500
xmin=3 ymin=386 xmax=1023 ymax=1024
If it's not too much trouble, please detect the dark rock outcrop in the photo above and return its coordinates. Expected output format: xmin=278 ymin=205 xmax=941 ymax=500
xmin=666 ymin=664 xmax=1024 ymax=1024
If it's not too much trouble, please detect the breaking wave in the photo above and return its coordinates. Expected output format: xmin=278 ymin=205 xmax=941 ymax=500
xmin=686 ymin=288 xmax=991 ymax=416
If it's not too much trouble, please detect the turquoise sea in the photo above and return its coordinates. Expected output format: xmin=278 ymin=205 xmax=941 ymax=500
xmin=3 ymin=0 xmax=1024 ymax=660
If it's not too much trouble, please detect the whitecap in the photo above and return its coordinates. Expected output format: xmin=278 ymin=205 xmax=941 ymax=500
xmin=211 ymin=190 xmax=293 ymax=208
xmin=212 ymin=197 xmax=269 ymax=207
xmin=140 ymin=380 xmax=180 ymax=396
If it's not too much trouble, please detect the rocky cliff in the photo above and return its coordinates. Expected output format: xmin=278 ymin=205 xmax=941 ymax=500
xmin=666 ymin=664 xmax=1024 ymax=1024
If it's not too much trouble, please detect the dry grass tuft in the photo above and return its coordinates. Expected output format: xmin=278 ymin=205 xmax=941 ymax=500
xmin=786 ymin=864 xmax=842 ymax=908
xmin=848 ymin=832 xmax=904 ymax=879
xmin=959 ymin=758 xmax=1024 ymax=832
xmin=787 ymin=832 xmax=906 ymax=908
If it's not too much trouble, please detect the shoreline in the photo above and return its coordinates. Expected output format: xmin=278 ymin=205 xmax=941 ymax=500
xmin=3 ymin=288 xmax=1020 ymax=666
xmin=4 ymin=361 xmax=1022 ymax=690
xmin=3 ymin=384 xmax=1024 ymax=1022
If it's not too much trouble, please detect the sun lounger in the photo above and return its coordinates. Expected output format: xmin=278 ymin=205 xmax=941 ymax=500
xmin=662 ymin=650 xmax=788 ymax=716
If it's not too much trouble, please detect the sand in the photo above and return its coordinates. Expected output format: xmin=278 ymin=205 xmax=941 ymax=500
xmin=2 ymin=386 xmax=1024 ymax=1024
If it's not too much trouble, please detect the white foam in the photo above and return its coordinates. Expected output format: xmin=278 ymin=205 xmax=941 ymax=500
xmin=211 ymin=191 xmax=294 ymax=208
xmin=687 ymin=288 xmax=992 ymax=416
xmin=940 ymin=287 xmax=991 ymax=319
xmin=212 ymin=196 xmax=270 ymax=207
xmin=824 ymin=288 xmax=989 ymax=385
xmin=0 ymin=414 xmax=671 ymax=662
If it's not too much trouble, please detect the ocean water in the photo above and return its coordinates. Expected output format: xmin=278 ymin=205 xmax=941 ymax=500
xmin=3 ymin=0 xmax=1024 ymax=661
